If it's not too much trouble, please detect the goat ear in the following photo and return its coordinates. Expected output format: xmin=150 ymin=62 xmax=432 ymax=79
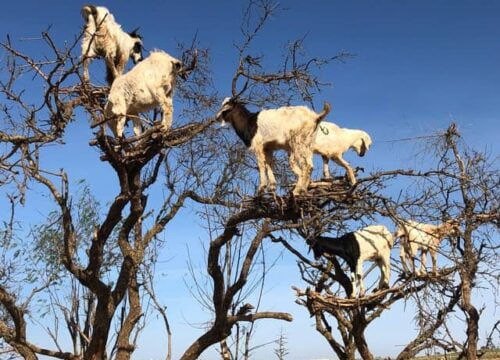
xmin=359 ymin=138 xmax=367 ymax=157
xmin=173 ymin=61 xmax=182 ymax=72
xmin=312 ymin=247 xmax=322 ymax=260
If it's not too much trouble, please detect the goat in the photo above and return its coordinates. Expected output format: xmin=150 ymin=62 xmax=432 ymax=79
xmin=313 ymin=122 xmax=372 ymax=185
xmin=310 ymin=225 xmax=394 ymax=297
xmin=81 ymin=5 xmax=143 ymax=84
xmin=395 ymin=219 xmax=459 ymax=275
xmin=216 ymin=98 xmax=331 ymax=195
xmin=104 ymin=50 xmax=182 ymax=138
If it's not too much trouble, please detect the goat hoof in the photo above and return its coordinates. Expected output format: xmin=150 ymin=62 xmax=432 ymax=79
xmin=374 ymin=284 xmax=389 ymax=292
xmin=160 ymin=123 xmax=171 ymax=132
xmin=292 ymin=188 xmax=306 ymax=197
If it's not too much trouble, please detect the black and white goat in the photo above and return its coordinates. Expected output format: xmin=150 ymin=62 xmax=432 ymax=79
xmin=313 ymin=122 xmax=372 ymax=185
xmin=310 ymin=225 xmax=394 ymax=297
xmin=81 ymin=5 xmax=143 ymax=84
xmin=216 ymin=98 xmax=331 ymax=195
xmin=104 ymin=50 xmax=183 ymax=137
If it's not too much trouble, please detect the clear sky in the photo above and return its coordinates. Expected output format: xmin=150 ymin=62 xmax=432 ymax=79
xmin=1 ymin=1 xmax=499 ymax=359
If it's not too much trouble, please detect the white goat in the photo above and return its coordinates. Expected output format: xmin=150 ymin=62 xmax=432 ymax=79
xmin=216 ymin=98 xmax=331 ymax=195
xmin=81 ymin=5 xmax=143 ymax=84
xmin=313 ymin=122 xmax=372 ymax=185
xmin=311 ymin=225 xmax=394 ymax=297
xmin=104 ymin=50 xmax=182 ymax=138
xmin=395 ymin=219 xmax=459 ymax=275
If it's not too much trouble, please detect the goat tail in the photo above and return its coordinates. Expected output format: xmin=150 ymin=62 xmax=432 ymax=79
xmin=315 ymin=101 xmax=331 ymax=125
xmin=81 ymin=5 xmax=98 ymax=22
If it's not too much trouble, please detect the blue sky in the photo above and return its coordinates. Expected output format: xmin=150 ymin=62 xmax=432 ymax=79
xmin=1 ymin=1 xmax=499 ymax=359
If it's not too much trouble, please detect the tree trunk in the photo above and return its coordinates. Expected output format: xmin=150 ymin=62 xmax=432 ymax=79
xmin=461 ymin=229 xmax=479 ymax=360
xmin=180 ymin=326 xmax=229 ymax=360
xmin=313 ymin=312 xmax=355 ymax=360
xmin=84 ymin=299 xmax=113 ymax=360
xmin=220 ymin=338 xmax=232 ymax=360
xmin=115 ymin=275 xmax=142 ymax=360
xmin=13 ymin=344 xmax=38 ymax=360
xmin=461 ymin=262 xmax=479 ymax=359
xmin=352 ymin=311 xmax=373 ymax=360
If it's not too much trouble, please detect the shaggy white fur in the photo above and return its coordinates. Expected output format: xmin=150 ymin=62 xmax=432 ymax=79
xmin=217 ymin=98 xmax=331 ymax=195
xmin=395 ymin=220 xmax=459 ymax=275
xmin=81 ymin=5 xmax=143 ymax=84
xmin=313 ymin=122 xmax=372 ymax=185
xmin=105 ymin=50 xmax=182 ymax=137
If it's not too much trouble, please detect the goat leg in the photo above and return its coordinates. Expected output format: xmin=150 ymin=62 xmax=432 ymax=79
xmin=321 ymin=155 xmax=331 ymax=179
xmin=254 ymin=148 xmax=269 ymax=194
xmin=264 ymin=149 xmax=276 ymax=192
xmin=332 ymin=155 xmax=357 ymax=185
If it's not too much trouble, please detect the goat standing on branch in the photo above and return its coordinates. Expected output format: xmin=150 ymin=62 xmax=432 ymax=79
xmin=310 ymin=225 xmax=394 ymax=297
xmin=104 ymin=50 xmax=186 ymax=138
xmin=313 ymin=122 xmax=372 ymax=185
xmin=216 ymin=98 xmax=331 ymax=195
xmin=81 ymin=5 xmax=144 ymax=84
xmin=395 ymin=219 xmax=459 ymax=276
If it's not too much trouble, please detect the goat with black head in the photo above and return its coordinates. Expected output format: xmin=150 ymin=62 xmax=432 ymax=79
xmin=216 ymin=97 xmax=331 ymax=195
xmin=81 ymin=5 xmax=144 ymax=84
xmin=310 ymin=225 xmax=394 ymax=298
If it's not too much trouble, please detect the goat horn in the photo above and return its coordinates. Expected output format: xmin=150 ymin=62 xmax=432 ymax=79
xmin=128 ymin=27 xmax=142 ymax=39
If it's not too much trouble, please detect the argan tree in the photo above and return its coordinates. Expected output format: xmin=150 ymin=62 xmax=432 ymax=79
xmin=0 ymin=2 xmax=498 ymax=360
xmin=273 ymin=125 xmax=498 ymax=360
xmin=0 ymin=1 xmax=345 ymax=359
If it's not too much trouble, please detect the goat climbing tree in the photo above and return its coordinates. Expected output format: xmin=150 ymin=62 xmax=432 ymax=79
xmin=0 ymin=1 xmax=499 ymax=360
xmin=273 ymin=125 xmax=499 ymax=360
